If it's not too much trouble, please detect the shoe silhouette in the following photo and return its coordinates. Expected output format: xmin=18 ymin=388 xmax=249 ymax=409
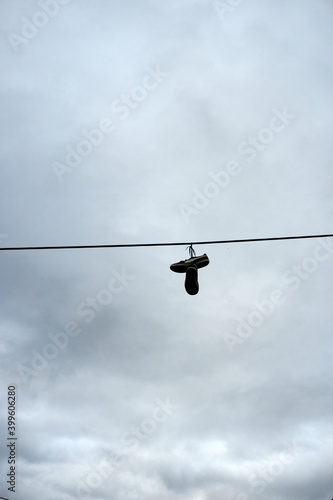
xmin=185 ymin=266 xmax=199 ymax=295
xmin=170 ymin=246 xmax=209 ymax=295
xmin=170 ymin=253 xmax=209 ymax=273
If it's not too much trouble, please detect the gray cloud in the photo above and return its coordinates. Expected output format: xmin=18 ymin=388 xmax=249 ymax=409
xmin=0 ymin=1 xmax=333 ymax=499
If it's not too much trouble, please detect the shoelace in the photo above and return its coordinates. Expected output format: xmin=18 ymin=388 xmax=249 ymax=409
xmin=186 ymin=244 xmax=196 ymax=258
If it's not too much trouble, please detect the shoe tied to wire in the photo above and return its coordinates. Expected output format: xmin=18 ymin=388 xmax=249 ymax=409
xmin=185 ymin=265 xmax=199 ymax=295
xmin=170 ymin=253 xmax=209 ymax=273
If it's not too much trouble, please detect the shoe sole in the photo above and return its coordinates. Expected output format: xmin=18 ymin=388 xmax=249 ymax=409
xmin=185 ymin=266 xmax=199 ymax=295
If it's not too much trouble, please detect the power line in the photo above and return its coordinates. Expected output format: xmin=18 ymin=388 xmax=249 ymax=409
xmin=0 ymin=233 xmax=332 ymax=252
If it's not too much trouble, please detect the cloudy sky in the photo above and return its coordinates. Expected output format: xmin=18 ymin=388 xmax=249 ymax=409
xmin=1 ymin=1 xmax=333 ymax=499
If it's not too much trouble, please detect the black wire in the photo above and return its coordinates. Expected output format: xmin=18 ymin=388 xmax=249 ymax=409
xmin=0 ymin=233 xmax=332 ymax=251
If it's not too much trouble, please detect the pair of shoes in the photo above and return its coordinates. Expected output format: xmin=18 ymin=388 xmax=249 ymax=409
xmin=170 ymin=253 xmax=209 ymax=295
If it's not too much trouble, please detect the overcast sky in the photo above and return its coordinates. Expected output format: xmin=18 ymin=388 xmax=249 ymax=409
xmin=1 ymin=1 xmax=333 ymax=499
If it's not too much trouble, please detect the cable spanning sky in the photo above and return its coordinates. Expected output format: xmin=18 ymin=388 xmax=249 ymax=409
xmin=1 ymin=233 xmax=333 ymax=251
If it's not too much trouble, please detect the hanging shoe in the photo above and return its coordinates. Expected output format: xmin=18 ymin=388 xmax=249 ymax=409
xmin=170 ymin=253 xmax=209 ymax=273
xmin=185 ymin=266 xmax=199 ymax=295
